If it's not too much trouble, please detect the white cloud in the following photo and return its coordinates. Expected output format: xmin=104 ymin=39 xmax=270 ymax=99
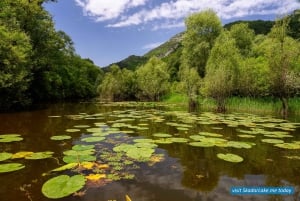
xmin=75 ymin=0 xmax=300 ymax=29
xmin=74 ymin=0 xmax=148 ymax=21
xmin=142 ymin=42 xmax=163 ymax=50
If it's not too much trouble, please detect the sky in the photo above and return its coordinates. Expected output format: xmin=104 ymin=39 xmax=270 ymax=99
xmin=44 ymin=0 xmax=300 ymax=67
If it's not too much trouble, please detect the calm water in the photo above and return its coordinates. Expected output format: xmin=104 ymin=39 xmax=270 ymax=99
xmin=0 ymin=102 xmax=299 ymax=201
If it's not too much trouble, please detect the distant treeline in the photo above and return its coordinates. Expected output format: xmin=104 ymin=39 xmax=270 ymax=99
xmin=99 ymin=10 xmax=300 ymax=116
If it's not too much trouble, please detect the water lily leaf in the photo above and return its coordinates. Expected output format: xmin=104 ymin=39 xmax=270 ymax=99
xmin=274 ymin=143 xmax=300 ymax=149
xmin=155 ymin=139 xmax=173 ymax=144
xmin=126 ymin=147 xmax=154 ymax=161
xmin=42 ymin=175 xmax=86 ymax=199
xmin=189 ymin=135 xmax=205 ymax=141
xmin=199 ymin=132 xmax=223 ymax=137
xmin=284 ymin=156 xmax=300 ymax=160
xmin=63 ymin=155 xmax=96 ymax=163
xmin=153 ymin=133 xmax=172 ymax=138
xmin=74 ymin=125 xmax=90 ymax=128
xmin=63 ymin=149 xmax=94 ymax=156
xmin=80 ymin=162 xmax=95 ymax=170
xmin=261 ymin=139 xmax=284 ymax=144
xmin=72 ymin=145 xmax=94 ymax=151
xmin=65 ymin=129 xmax=80 ymax=132
xmin=52 ymin=163 xmax=78 ymax=172
xmin=217 ymin=153 xmax=243 ymax=163
xmin=50 ymin=135 xmax=71 ymax=141
xmin=237 ymin=134 xmax=256 ymax=138
xmin=134 ymin=142 xmax=158 ymax=149
xmin=113 ymin=144 xmax=136 ymax=152
xmin=25 ymin=151 xmax=54 ymax=160
xmin=0 ymin=152 xmax=12 ymax=162
xmin=176 ymin=127 xmax=189 ymax=131
xmin=169 ymin=137 xmax=189 ymax=143
xmin=189 ymin=141 xmax=215 ymax=147
xmin=133 ymin=139 xmax=154 ymax=143
xmin=226 ymin=141 xmax=253 ymax=149
xmin=12 ymin=151 xmax=34 ymax=159
xmin=0 ymin=134 xmax=23 ymax=142
xmin=0 ymin=163 xmax=25 ymax=173
xmin=86 ymin=128 xmax=103 ymax=133
xmin=81 ymin=137 xmax=105 ymax=142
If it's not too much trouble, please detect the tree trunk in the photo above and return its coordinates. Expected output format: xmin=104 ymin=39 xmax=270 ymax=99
xmin=280 ymin=97 xmax=288 ymax=118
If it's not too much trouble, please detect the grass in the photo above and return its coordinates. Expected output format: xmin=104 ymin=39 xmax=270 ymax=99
xmin=162 ymin=93 xmax=300 ymax=116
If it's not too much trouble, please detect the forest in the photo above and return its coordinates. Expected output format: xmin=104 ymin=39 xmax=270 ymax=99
xmin=1 ymin=0 xmax=299 ymax=116
xmin=100 ymin=10 xmax=300 ymax=116
xmin=0 ymin=0 xmax=103 ymax=110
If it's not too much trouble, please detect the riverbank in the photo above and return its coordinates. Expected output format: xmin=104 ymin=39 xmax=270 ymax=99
xmin=162 ymin=93 xmax=300 ymax=116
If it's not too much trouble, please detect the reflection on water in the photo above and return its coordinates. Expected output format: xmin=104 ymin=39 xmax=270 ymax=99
xmin=0 ymin=102 xmax=299 ymax=201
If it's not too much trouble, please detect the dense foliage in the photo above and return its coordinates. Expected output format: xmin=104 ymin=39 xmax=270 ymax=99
xmin=0 ymin=0 xmax=103 ymax=110
xmin=99 ymin=10 xmax=300 ymax=116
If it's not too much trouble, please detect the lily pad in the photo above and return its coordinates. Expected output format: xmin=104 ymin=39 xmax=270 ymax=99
xmin=72 ymin=145 xmax=94 ymax=151
xmin=169 ymin=137 xmax=189 ymax=143
xmin=199 ymin=132 xmax=223 ymax=137
xmin=12 ymin=151 xmax=34 ymax=159
xmin=113 ymin=144 xmax=136 ymax=153
xmin=65 ymin=129 xmax=80 ymax=133
xmin=0 ymin=152 xmax=12 ymax=162
xmin=63 ymin=155 xmax=96 ymax=163
xmin=81 ymin=136 xmax=105 ymax=143
xmin=126 ymin=147 xmax=154 ymax=161
xmin=51 ymin=163 xmax=78 ymax=172
xmin=74 ymin=125 xmax=90 ymax=128
xmin=274 ymin=143 xmax=300 ymax=150
xmin=50 ymin=135 xmax=71 ymax=141
xmin=217 ymin=153 xmax=244 ymax=163
xmin=189 ymin=141 xmax=215 ymax=147
xmin=261 ymin=139 xmax=284 ymax=144
xmin=0 ymin=163 xmax=25 ymax=173
xmin=153 ymin=133 xmax=172 ymax=138
xmin=25 ymin=152 xmax=54 ymax=160
xmin=0 ymin=134 xmax=23 ymax=142
xmin=63 ymin=149 xmax=94 ymax=156
xmin=42 ymin=175 xmax=86 ymax=199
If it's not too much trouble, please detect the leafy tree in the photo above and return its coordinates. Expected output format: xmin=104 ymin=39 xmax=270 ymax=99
xmin=265 ymin=19 xmax=300 ymax=116
xmin=237 ymin=57 xmax=270 ymax=97
xmin=0 ymin=24 xmax=32 ymax=109
xmin=136 ymin=57 xmax=170 ymax=101
xmin=181 ymin=10 xmax=222 ymax=77
xmin=203 ymin=31 xmax=241 ymax=112
xmin=178 ymin=66 xmax=201 ymax=111
xmin=229 ymin=23 xmax=255 ymax=56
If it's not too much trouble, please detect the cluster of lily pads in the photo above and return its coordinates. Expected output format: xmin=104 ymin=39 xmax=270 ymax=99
xmin=1 ymin=108 xmax=300 ymax=199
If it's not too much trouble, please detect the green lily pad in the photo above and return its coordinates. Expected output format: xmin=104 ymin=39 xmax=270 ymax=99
xmin=0 ymin=163 xmax=25 ymax=173
xmin=155 ymin=139 xmax=173 ymax=144
xmin=274 ymin=143 xmax=300 ymax=150
xmin=63 ymin=149 xmax=94 ymax=156
xmin=113 ymin=144 xmax=136 ymax=152
xmin=0 ymin=152 xmax=12 ymax=162
xmin=134 ymin=142 xmax=158 ymax=149
xmin=0 ymin=134 xmax=23 ymax=142
xmin=65 ymin=129 xmax=80 ymax=133
xmin=237 ymin=134 xmax=256 ymax=138
xmin=50 ymin=135 xmax=71 ymax=141
xmin=176 ymin=127 xmax=189 ymax=131
xmin=133 ymin=139 xmax=154 ymax=143
xmin=63 ymin=155 xmax=96 ymax=163
xmin=25 ymin=151 xmax=54 ymax=160
xmin=261 ymin=139 xmax=284 ymax=144
xmin=74 ymin=125 xmax=90 ymax=128
xmin=81 ymin=136 xmax=105 ymax=142
xmin=189 ymin=141 xmax=215 ymax=147
xmin=153 ymin=133 xmax=172 ymax=138
xmin=217 ymin=153 xmax=244 ymax=163
xmin=169 ymin=137 xmax=189 ymax=143
xmin=189 ymin=135 xmax=205 ymax=141
xmin=199 ymin=132 xmax=223 ymax=137
xmin=12 ymin=151 xmax=34 ymax=159
xmin=126 ymin=147 xmax=155 ymax=162
xmin=51 ymin=163 xmax=78 ymax=172
xmin=86 ymin=128 xmax=104 ymax=133
xmin=226 ymin=141 xmax=253 ymax=149
xmin=42 ymin=175 xmax=86 ymax=199
xmin=72 ymin=145 xmax=94 ymax=151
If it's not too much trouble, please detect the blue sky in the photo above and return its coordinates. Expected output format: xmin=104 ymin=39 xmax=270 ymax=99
xmin=44 ymin=0 xmax=300 ymax=67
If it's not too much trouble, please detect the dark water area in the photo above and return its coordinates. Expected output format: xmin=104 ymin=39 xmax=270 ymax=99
xmin=0 ymin=102 xmax=299 ymax=201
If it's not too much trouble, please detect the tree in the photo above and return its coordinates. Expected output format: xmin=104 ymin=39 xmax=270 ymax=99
xmin=204 ymin=31 xmax=241 ymax=112
xmin=181 ymin=10 xmax=222 ymax=77
xmin=228 ymin=23 xmax=255 ymax=56
xmin=179 ymin=66 xmax=201 ymax=111
xmin=0 ymin=24 xmax=32 ymax=109
xmin=265 ymin=19 xmax=300 ymax=117
xmin=136 ymin=57 xmax=170 ymax=101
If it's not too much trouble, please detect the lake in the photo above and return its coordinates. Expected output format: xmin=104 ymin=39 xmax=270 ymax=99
xmin=0 ymin=102 xmax=299 ymax=201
